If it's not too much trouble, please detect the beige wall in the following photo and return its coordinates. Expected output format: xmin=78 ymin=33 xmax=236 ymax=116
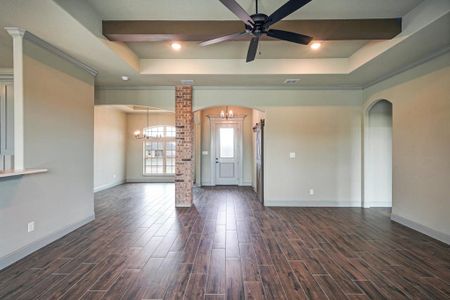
xmin=126 ymin=112 xmax=175 ymax=182
xmin=199 ymin=106 xmax=254 ymax=186
xmin=264 ymin=105 xmax=362 ymax=206
xmin=363 ymin=52 xmax=450 ymax=243
xmin=94 ymin=106 xmax=127 ymax=192
xmin=0 ymin=39 xmax=95 ymax=267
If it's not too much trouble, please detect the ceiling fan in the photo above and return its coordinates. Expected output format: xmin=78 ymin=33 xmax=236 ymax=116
xmin=200 ymin=0 xmax=314 ymax=62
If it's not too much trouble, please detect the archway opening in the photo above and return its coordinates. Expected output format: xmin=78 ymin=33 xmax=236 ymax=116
xmin=365 ymin=100 xmax=393 ymax=208
xmin=193 ymin=105 xmax=265 ymax=200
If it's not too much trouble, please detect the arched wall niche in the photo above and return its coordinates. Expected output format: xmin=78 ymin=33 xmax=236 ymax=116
xmin=363 ymin=99 xmax=393 ymax=208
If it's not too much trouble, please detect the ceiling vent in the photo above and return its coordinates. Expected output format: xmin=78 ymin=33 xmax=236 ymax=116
xmin=283 ymin=79 xmax=300 ymax=85
xmin=180 ymin=79 xmax=194 ymax=85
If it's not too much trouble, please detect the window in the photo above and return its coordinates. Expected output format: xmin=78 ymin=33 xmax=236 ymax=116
xmin=219 ymin=127 xmax=234 ymax=158
xmin=143 ymin=126 xmax=176 ymax=175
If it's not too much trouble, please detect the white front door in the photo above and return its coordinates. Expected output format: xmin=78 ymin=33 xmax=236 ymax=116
xmin=215 ymin=123 xmax=239 ymax=185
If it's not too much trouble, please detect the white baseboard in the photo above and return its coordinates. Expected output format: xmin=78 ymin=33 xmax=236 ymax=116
xmin=126 ymin=177 xmax=174 ymax=183
xmin=93 ymin=179 xmax=125 ymax=192
xmin=391 ymin=214 xmax=450 ymax=245
xmin=265 ymin=200 xmax=362 ymax=207
xmin=365 ymin=201 xmax=392 ymax=208
xmin=0 ymin=214 xmax=95 ymax=271
xmin=200 ymin=181 xmax=253 ymax=187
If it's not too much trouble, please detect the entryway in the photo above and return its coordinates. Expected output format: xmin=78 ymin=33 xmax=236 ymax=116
xmin=193 ymin=106 xmax=265 ymax=202
xmin=212 ymin=119 xmax=243 ymax=185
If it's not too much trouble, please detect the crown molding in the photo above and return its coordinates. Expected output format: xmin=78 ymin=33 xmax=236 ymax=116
xmin=363 ymin=46 xmax=450 ymax=89
xmin=24 ymin=31 xmax=98 ymax=77
xmin=4 ymin=27 xmax=97 ymax=77
xmin=193 ymin=85 xmax=363 ymax=91
xmin=96 ymin=85 xmax=175 ymax=91
xmin=95 ymin=85 xmax=363 ymax=91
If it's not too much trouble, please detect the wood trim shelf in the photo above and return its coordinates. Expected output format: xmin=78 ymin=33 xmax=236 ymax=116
xmin=0 ymin=168 xmax=48 ymax=179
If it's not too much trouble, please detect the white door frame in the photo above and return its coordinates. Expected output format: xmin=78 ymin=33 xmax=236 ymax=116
xmin=209 ymin=116 xmax=245 ymax=186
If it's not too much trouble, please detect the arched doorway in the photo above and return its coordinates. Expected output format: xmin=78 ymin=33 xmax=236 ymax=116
xmin=193 ymin=106 xmax=265 ymax=198
xmin=364 ymin=100 xmax=393 ymax=208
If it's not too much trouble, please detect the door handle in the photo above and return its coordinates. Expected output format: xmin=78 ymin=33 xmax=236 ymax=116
xmin=215 ymin=158 xmax=219 ymax=163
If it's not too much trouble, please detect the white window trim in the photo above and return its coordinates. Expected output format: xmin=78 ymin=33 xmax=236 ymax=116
xmin=142 ymin=125 xmax=176 ymax=176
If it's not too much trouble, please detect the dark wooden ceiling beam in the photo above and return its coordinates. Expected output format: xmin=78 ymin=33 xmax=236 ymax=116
xmin=103 ymin=19 xmax=402 ymax=42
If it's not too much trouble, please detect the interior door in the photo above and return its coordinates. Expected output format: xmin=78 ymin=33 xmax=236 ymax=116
xmin=215 ymin=123 xmax=239 ymax=185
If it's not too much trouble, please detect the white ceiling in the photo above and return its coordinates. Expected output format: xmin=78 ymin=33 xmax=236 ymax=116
xmin=0 ymin=0 xmax=449 ymax=88
xmin=88 ymin=0 xmax=423 ymax=20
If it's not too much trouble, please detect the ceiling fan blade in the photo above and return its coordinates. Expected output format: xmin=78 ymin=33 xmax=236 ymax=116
xmin=200 ymin=32 xmax=247 ymax=47
xmin=219 ymin=0 xmax=254 ymax=27
xmin=246 ymin=36 xmax=259 ymax=62
xmin=267 ymin=29 xmax=313 ymax=45
xmin=265 ymin=0 xmax=311 ymax=27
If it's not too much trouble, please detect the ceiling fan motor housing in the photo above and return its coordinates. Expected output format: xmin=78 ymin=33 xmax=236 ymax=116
xmin=247 ymin=13 xmax=269 ymax=35
xmin=203 ymin=0 xmax=314 ymax=62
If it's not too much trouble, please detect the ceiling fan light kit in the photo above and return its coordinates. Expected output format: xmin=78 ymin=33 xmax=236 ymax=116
xmin=201 ymin=0 xmax=314 ymax=62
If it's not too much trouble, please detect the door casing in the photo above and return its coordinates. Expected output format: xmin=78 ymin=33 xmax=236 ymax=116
xmin=209 ymin=116 xmax=245 ymax=186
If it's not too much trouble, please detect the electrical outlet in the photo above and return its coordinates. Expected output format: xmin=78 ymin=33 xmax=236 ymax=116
xmin=309 ymin=189 xmax=315 ymax=195
xmin=289 ymin=152 xmax=296 ymax=159
xmin=202 ymin=151 xmax=209 ymax=156
xmin=113 ymin=174 xmax=117 ymax=179
xmin=28 ymin=221 xmax=35 ymax=233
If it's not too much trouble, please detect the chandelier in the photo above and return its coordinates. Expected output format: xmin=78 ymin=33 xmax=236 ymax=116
xmin=134 ymin=107 xmax=151 ymax=140
xmin=220 ymin=106 xmax=234 ymax=119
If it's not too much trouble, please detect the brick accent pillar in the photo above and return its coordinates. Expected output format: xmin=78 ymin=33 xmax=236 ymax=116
xmin=175 ymin=86 xmax=193 ymax=207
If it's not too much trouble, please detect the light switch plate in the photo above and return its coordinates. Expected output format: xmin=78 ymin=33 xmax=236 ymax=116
xmin=28 ymin=221 xmax=35 ymax=232
xmin=309 ymin=189 xmax=315 ymax=195
xmin=202 ymin=151 xmax=209 ymax=156
xmin=289 ymin=152 xmax=296 ymax=159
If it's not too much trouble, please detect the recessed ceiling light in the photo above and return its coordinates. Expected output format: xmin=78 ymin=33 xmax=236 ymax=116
xmin=171 ymin=42 xmax=182 ymax=51
xmin=310 ymin=42 xmax=321 ymax=50
xmin=121 ymin=76 xmax=129 ymax=81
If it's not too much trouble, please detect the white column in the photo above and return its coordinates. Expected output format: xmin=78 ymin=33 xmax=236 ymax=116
xmin=5 ymin=27 xmax=26 ymax=170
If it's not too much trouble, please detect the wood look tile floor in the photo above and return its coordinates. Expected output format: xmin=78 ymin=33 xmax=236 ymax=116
xmin=1 ymin=184 xmax=449 ymax=300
